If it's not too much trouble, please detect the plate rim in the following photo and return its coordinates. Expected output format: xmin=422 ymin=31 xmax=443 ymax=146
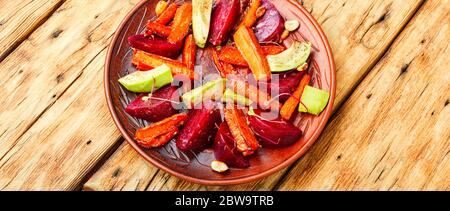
xmin=104 ymin=0 xmax=336 ymax=186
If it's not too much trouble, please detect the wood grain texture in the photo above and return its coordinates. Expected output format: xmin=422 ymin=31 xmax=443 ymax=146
xmin=84 ymin=0 xmax=424 ymax=191
xmin=0 ymin=0 xmax=64 ymax=61
xmin=0 ymin=0 xmax=140 ymax=190
xmin=277 ymin=0 xmax=450 ymax=191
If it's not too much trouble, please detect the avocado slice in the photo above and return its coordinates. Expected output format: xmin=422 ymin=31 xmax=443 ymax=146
xmin=182 ymin=78 xmax=226 ymax=107
xmin=267 ymin=41 xmax=311 ymax=72
xmin=192 ymin=0 xmax=213 ymax=48
xmin=221 ymin=89 xmax=253 ymax=106
xmin=298 ymin=85 xmax=330 ymax=115
xmin=118 ymin=64 xmax=173 ymax=93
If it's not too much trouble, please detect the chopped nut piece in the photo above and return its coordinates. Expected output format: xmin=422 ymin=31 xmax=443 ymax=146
xmin=280 ymin=29 xmax=290 ymax=42
xmin=155 ymin=1 xmax=168 ymax=17
xmin=297 ymin=63 xmax=309 ymax=72
xmin=285 ymin=20 xmax=300 ymax=32
xmin=256 ymin=6 xmax=266 ymax=18
xmin=211 ymin=160 xmax=229 ymax=173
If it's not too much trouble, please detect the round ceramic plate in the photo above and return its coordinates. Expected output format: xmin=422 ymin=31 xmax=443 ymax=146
xmin=105 ymin=0 xmax=336 ymax=185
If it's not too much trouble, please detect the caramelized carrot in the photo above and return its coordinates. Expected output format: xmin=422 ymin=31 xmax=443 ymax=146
xmin=155 ymin=3 xmax=178 ymax=25
xmin=233 ymin=26 xmax=271 ymax=81
xmin=224 ymin=107 xmax=259 ymax=156
xmin=212 ymin=48 xmax=236 ymax=77
xmin=168 ymin=3 xmax=193 ymax=44
xmin=218 ymin=46 xmax=248 ymax=67
xmin=262 ymin=45 xmax=286 ymax=55
xmin=146 ymin=22 xmax=172 ymax=37
xmin=240 ymin=0 xmax=261 ymax=28
xmin=218 ymin=45 xmax=286 ymax=67
xmin=136 ymin=61 xmax=153 ymax=71
xmin=280 ymin=74 xmax=311 ymax=120
xmin=135 ymin=114 xmax=188 ymax=148
xmin=182 ymin=34 xmax=197 ymax=70
xmin=133 ymin=50 xmax=196 ymax=79
xmin=227 ymin=76 xmax=281 ymax=110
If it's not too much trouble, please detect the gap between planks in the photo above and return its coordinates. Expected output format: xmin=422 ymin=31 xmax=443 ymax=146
xmin=271 ymin=0 xmax=427 ymax=191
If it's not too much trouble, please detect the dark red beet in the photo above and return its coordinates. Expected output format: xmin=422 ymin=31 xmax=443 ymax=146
xmin=176 ymin=101 xmax=222 ymax=151
xmin=270 ymin=71 xmax=305 ymax=102
xmin=125 ymin=86 xmax=180 ymax=122
xmin=214 ymin=122 xmax=250 ymax=168
xmin=209 ymin=0 xmax=240 ymax=46
xmin=254 ymin=0 xmax=285 ymax=42
xmin=248 ymin=109 xmax=302 ymax=149
xmin=128 ymin=34 xmax=183 ymax=59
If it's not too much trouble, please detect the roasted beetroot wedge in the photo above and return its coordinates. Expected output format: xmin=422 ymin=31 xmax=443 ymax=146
xmin=128 ymin=34 xmax=183 ymax=59
xmin=214 ymin=122 xmax=250 ymax=168
xmin=125 ymin=86 xmax=180 ymax=122
xmin=209 ymin=0 xmax=240 ymax=46
xmin=248 ymin=109 xmax=302 ymax=148
xmin=176 ymin=101 xmax=222 ymax=151
xmin=267 ymin=70 xmax=305 ymax=103
xmin=254 ymin=0 xmax=285 ymax=42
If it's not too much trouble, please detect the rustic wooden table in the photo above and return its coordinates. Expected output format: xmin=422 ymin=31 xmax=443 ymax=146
xmin=0 ymin=0 xmax=448 ymax=191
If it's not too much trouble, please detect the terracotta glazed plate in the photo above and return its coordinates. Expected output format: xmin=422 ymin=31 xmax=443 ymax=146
xmin=105 ymin=0 xmax=336 ymax=185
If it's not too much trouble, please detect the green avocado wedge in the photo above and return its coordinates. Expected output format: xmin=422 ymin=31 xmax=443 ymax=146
xmin=118 ymin=64 xmax=173 ymax=93
xmin=182 ymin=78 xmax=226 ymax=107
xmin=221 ymin=89 xmax=253 ymax=106
xmin=299 ymin=85 xmax=330 ymax=115
xmin=192 ymin=0 xmax=213 ymax=48
xmin=267 ymin=41 xmax=311 ymax=72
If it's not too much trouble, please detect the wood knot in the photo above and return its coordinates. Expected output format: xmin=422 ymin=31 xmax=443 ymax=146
xmin=52 ymin=29 xmax=63 ymax=39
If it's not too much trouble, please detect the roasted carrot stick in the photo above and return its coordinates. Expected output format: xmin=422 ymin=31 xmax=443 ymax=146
xmin=233 ymin=26 xmax=271 ymax=81
xmin=155 ymin=3 xmax=178 ymax=25
xmin=227 ymin=76 xmax=281 ymax=110
xmin=182 ymin=34 xmax=197 ymax=70
xmin=168 ymin=3 xmax=192 ymax=44
xmin=280 ymin=74 xmax=311 ymax=120
xmin=133 ymin=50 xmax=196 ymax=79
xmin=218 ymin=45 xmax=286 ymax=67
xmin=135 ymin=114 xmax=188 ymax=148
xmin=224 ymin=107 xmax=259 ymax=156
xmin=240 ymin=0 xmax=261 ymax=28
xmin=146 ymin=22 xmax=172 ymax=37
xmin=212 ymin=48 xmax=237 ymax=77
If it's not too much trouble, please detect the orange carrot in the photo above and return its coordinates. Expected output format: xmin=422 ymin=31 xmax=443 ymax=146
xmin=280 ymin=74 xmax=311 ymax=120
xmin=212 ymin=49 xmax=236 ymax=77
xmin=227 ymin=76 xmax=281 ymax=110
xmin=182 ymin=34 xmax=197 ymax=70
xmin=135 ymin=114 xmax=188 ymax=148
xmin=168 ymin=3 xmax=192 ymax=44
xmin=224 ymin=107 xmax=259 ymax=156
xmin=233 ymin=26 xmax=271 ymax=81
xmin=262 ymin=45 xmax=286 ymax=55
xmin=218 ymin=45 xmax=286 ymax=67
xmin=133 ymin=50 xmax=196 ymax=79
xmin=155 ymin=3 xmax=178 ymax=25
xmin=240 ymin=0 xmax=261 ymax=28
xmin=146 ymin=22 xmax=172 ymax=37
xmin=136 ymin=61 xmax=153 ymax=70
xmin=218 ymin=46 xmax=248 ymax=67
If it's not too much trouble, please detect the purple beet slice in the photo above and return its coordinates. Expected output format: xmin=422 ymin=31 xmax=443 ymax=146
xmin=208 ymin=0 xmax=240 ymax=46
xmin=248 ymin=109 xmax=302 ymax=148
xmin=176 ymin=101 xmax=222 ymax=151
xmin=269 ymin=70 xmax=305 ymax=103
xmin=214 ymin=122 xmax=250 ymax=168
xmin=254 ymin=0 xmax=285 ymax=42
xmin=125 ymin=86 xmax=180 ymax=122
xmin=128 ymin=34 xmax=183 ymax=59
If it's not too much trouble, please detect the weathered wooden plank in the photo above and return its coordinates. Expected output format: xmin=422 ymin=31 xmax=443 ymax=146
xmin=0 ymin=0 xmax=141 ymax=190
xmin=0 ymin=0 xmax=64 ymax=61
xmin=277 ymin=0 xmax=449 ymax=191
xmin=84 ymin=0 xmax=424 ymax=191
